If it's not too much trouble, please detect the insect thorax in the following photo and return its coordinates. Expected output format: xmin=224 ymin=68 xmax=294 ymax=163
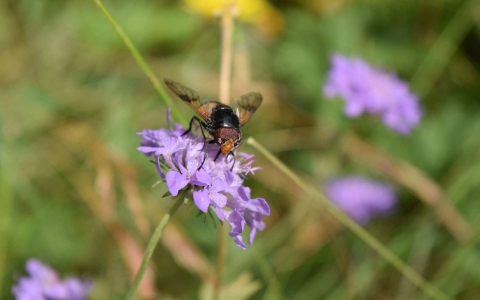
xmin=211 ymin=105 xmax=240 ymax=129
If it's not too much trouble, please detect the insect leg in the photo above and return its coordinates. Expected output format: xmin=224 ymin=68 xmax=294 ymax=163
xmin=202 ymin=140 xmax=215 ymax=150
xmin=182 ymin=117 xmax=197 ymax=136
xmin=182 ymin=116 xmax=207 ymax=138
xmin=213 ymin=149 xmax=222 ymax=162
xmin=227 ymin=151 xmax=236 ymax=172
xmin=182 ymin=117 xmax=210 ymax=170
xmin=197 ymin=123 xmax=210 ymax=170
xmin=198 ymin=140 xmax=209 ymax=170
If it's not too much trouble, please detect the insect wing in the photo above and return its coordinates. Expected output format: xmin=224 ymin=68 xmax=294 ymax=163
xmin=164 ymin=78 xmax=217 ymax=122
xmin=233 ymin=92 xmax=263 ymax=126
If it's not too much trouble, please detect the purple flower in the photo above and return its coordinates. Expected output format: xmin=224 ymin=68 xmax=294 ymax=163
xmin=12 ymin=259 xmax=93 ymax=300
xmin=324 ymin=176 xmax=397 ymax=225
xmin=137 ymin=109 xmax=269 ymax=249
xmin=193 ymin=178 xmax=228 ymax=213
xmin=323 ymin=54 xmax=422 ymax=135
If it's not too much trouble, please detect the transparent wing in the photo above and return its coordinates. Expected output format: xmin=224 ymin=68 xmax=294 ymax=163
xmin=233 ymin=92 xmax=263 ymax=126
xmin=164 ymin=78 xmax=218 ymax=122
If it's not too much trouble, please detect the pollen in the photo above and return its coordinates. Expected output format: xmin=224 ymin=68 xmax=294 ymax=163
xmin=220 ymin=139 xmax=234 ymax=155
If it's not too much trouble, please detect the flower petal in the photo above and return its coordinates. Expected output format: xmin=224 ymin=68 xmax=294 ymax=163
xmin=167 ymin=107 xmax=172 ymax=129
xmin=224 ymin=171 xmax=234 ymax=186
xmin=193 ymin=190 xmax=210 ymax=212
xmin=226 ymin=209 xmax=245 ymax=237
xmin=136 ymin=146 xmax=159 ymax=156
xmin=322 ymin=54 xmax=422 ymax=134
xmin=173 ymin=153 xmax=187 ymax=175
xmin=155 ymin=155 xmax=165 ymax=179
xmin=12 ymin=277 xmax=45 ymax=300
xmin=215 ymin=206 xmax=225 ymax=221
xmin=234 ymin=236 xmax=247 ymax=250
xmin=211 ymin=178 xmax=228 ymax=193
xmin=63 ymin=278 xmax=93 ymax=299
xmin=137 ymin=110 xmax=269 ymax=249
xmin=236 ymin=186 xmax=251 ymax=203
xmin=324 ymin=176 xmax=397 ymax=225
xmin=26 ymin=259 xmax=58 ymax=282
xmin=245 ymin=198 xmax=270 ymax=216
xmin=249 ymin=227 xmax=257 ymax=245
xmin=166 ymin=171 xmax=189 ymax=196
xmin=210 ymin=192 xmax=227 ymax=208
xmin=186 ymin=157 xmax=199 ymax=173
xmin=191 ymin=168 xmax=211 ymax=186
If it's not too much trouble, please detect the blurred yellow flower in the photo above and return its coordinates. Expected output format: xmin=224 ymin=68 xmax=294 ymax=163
xmin=183 ymin=0 xmax=283 ymax=36
xmin=303 ymin=0 xmax=349 ymax=15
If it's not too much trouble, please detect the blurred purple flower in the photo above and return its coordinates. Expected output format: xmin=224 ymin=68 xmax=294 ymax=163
xmin=137 ymin=110 xmax=269 ymax=249
xmin=323 ymin=54 xmax=422 ymax=135
xmin=324 ymin=176 xmax=397 ymax=225
xmin=12 ymin=259 xmax=93 ymax=300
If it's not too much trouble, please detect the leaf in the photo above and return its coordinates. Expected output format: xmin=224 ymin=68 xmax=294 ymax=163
xmin=152 ymin=180 xmax=164 ymax=189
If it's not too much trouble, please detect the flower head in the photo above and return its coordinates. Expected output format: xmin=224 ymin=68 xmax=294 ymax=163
xmin=184 ymin=0 xmax=284 ymax=36
xmin=323 ymin=54 xmax=422 ymax=135
xmin=12 ymin=259 xmax=93 ymax=300
xmin=137 ymin=110 xmax=269 ymax=249
xmin=324 ymin=176 xmax=397 ymax=225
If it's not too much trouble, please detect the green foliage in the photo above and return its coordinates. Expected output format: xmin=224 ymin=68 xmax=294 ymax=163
xmin=1 ymin=0 xmax=479 ymax=299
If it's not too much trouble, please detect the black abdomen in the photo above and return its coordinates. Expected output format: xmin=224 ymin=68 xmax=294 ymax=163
xmin=211 ymin=105 xmax=240 ymax=129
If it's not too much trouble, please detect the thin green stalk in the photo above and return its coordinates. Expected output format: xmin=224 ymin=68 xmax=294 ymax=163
xmin=0 ymin=138 xmax=13 ymax=297
xmin=420 ymin=235 xmax=480 ymax=300
xmin=246 ymin=137 xmax=450 ymax=300
xmin=92 ymin=0 xmax=187 ymax=126
xmin=411 ymin=0 xmax=477 ymax=97
xmin=213 ymin=223 xmax=226 ymax=300
xmin=219 ymin=3 xmax=235 ymax=104
xmin=125 ymin=196 xmax=183 ymax=300
xmin=213 ymin=4 xmax=236 ymax=299
xmin=253 ymin=249 xmax=286 ymax=300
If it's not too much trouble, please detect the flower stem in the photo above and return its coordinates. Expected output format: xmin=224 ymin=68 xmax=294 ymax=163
xmin=212 ymin=4 xmax=236 ymax=299
xmin=219 ymin=3 xmax=236 ymax=104
xmin=0 ymin=142 xmax=14 ymax=296
xmin=410 ymin=0 xmax=477 ymax=97
xmin=253 ymin=248 xmax=286 ymax=300
xmin=246 ymin=137 xmax=450 ymax=300
xmin=92 ymin=0 xmax=187 ymax=127
xmin=125 ymin=196 xmax=183 ymax=300
xmin=213 ymin=223 xmax=227 ymax=300
xmin=342 ymin=132 xmax=474 ymax=243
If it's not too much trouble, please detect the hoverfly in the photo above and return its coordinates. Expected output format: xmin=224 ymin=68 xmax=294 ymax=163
xmin=164 ymin=79 xmax=262 ymax=171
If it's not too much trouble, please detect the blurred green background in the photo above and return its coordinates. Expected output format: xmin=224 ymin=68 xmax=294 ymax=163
xmin=1 ymin=0 xmax=480 ymax=299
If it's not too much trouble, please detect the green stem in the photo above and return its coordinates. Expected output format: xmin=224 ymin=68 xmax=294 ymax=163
xmin=0 ymin=136 xmax=13 ymax=297
xmin=125 ymin=196 xmax=183 ymax=300
xmin=92 ymin=0 xmax=187 ymax=127
xmin=213 ymin=4 xmax=236 ymax=299
xmin=410 ymin=0 xmax=477 ymax=97
xmin=219 ymin=3 xmax=235 ymax=105
xmin=253 ymin=249 xmax=286 ymax=300
xmin=246 ymin=137 xmax=450 ymax=300
xmin=213 ymin=223 xmax=226 ymax=300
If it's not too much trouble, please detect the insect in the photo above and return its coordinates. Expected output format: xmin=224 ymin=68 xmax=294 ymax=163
xmin=164 ymin=78 xmax=262 ymax=171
